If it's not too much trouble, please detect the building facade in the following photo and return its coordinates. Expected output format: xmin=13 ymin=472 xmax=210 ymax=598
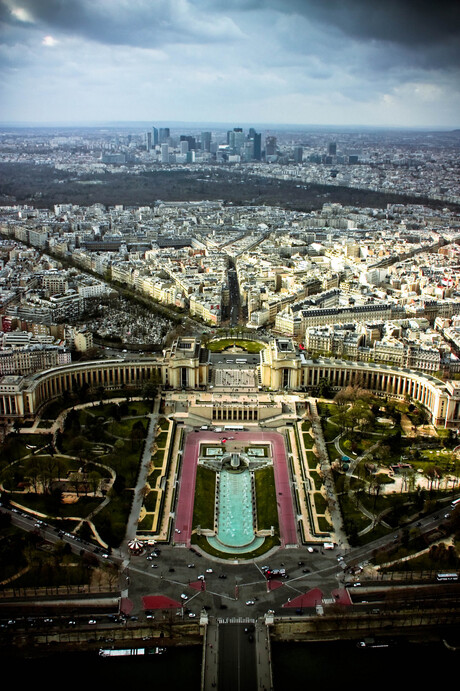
xmin=2 ymin=337 xmax=460 ymax=428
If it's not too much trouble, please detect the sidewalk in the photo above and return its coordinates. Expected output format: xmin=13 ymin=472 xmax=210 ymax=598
xmin=202 ymin=620 xmax=219 ymax=691
xmin=255 ymin=619 xmax=274 ymax=690
xmin=121 ymin=397 xmax=161 ymax=562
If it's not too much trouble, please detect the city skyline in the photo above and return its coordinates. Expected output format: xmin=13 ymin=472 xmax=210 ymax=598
xmin=1 ymin=0 xmax=460 ymax=128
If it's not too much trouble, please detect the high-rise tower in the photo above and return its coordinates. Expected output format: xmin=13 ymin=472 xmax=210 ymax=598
xmin=159 ymin=128 xmax=170 ymax=144
xmin=201 ymin=131 xmax=212 ymax=152
xmin=265 ymin=135 xmax=277 ymax=157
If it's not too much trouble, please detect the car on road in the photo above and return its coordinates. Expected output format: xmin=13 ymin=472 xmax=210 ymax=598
xmin=187 ymin=563 xmax=195 ymax=568
xmin=188 ymin=613 xmax=196 ymax=618
xmin=180 ymin=593 xmax=188 ymax=600
xmin=205 ymin=568 xmax=213 ymax=573
xmin=88 ymin=619 xmax=97 ymax=625
xmin=151 ymin=564 xmax=158 ymax=568
xmin=245 ymin=600 xmax=255 ymax=606
xmin=307 ymin=547 xmax=314 ymax=553
xmin=197 ymin=574 xmax=205 ymax=580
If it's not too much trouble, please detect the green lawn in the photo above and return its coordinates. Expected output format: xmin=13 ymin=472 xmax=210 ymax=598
xmin=11 ymin=493 xmax=101 ymax=518
xmin=254 ymin=466 xmax=279 ymax=531
xmin=309 ymin=471 xmax=322 ymax=491
xmin=148 ymin=467 xmax=163 ymax=487
xmin=323 ymin=421 xmax=340 ymax=442
xmin=306 ymin=453 xmax=318 ymax=470
xmin=192 ymin=466 xmax=216 ymax=530
xmin=303 ymin=433 xmax=314 ymax=449
xmin=144 ymin=490 xmax=158 ymax=512
xmin=155 ymin=431 xmax=169 ymax=448
xmin=191 ymin=533 xmax=280 ymax=559
xmin=206 ymin=339 xmax=265 ymax=353
xmin=314 ymin=492 xmax=327 ymax=514
xmin=0 ymin=397 xmax=154 ymax=550
xmin=317 ymin=517 xmax=333 ymax=533
xmin=151 ymin=449 xmax=165 ymax=468
xmin=327 ymin=445 xmax=341 ymax=463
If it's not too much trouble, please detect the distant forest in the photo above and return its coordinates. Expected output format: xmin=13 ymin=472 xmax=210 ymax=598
xmin=0 ymin=163 xmax=457 ymax=212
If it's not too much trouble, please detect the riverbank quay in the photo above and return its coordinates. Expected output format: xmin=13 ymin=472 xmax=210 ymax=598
xmin=270 ymin=609 xmax=460 ymax=644
xmin=2 ymin=604 xmax=460 ymax=658
xmin=0 ymin=618 xmax=202 ymax=657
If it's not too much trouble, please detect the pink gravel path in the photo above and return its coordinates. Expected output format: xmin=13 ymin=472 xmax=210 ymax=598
xmin=174 ymin=430 xmax=298 ymax=548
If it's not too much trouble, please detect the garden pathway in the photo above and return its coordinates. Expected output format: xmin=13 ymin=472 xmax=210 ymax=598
xmin=308 ymin=398 xmax=349 ymax=549
xmin=121 ymin=397 xmax=161 ymax=560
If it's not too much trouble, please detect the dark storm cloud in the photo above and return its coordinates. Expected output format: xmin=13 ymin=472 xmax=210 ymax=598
xmin=0 ymin=0 xmax=243 ymax=47
xmin=3 ymin=0 xmax=459 ymax=67
xmin=298 ymin=0 xmax=460 ymax=68
xmin=202 ymin=0 xmax=460 ymax=67
xmin=1 ymin=0 xmax=459 ymax=125
xmin=285 ymin=0 xmax=460 ymax=45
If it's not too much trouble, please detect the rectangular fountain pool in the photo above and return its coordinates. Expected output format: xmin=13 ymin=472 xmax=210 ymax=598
xmin=216 ymin=469 xmax=254 ymax=548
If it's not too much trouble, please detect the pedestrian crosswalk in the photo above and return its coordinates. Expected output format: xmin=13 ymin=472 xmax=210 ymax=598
xmin=217 ymin=617 xmax=255 ymax=624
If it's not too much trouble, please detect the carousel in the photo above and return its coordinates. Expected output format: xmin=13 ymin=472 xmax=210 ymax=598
xmin=127 ymin=537 xmax=145 ymax=555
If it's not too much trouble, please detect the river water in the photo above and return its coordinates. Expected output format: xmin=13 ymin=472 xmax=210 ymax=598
xmin=3 ymin=639 xmax=459 ymax=689
xmin=271 ymin=639 xmax=460 ymax=686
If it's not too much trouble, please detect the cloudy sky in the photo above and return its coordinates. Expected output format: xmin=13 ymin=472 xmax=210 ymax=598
xmin=1 ymin=0 xmax=459 ymax=128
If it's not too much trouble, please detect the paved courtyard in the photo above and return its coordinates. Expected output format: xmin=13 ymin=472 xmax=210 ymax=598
xmin=174 ymin=429 xmax=298 ymax=549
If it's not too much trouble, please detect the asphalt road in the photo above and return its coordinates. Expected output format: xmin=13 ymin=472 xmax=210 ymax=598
xmin=1 ymin=500 xmax=457 ymax=625
xmin=218 ymin=623 xmax=257 ymax=691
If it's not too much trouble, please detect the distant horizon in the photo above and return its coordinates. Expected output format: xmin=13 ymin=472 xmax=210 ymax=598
xmin=0 ymin=120 xmax=459 ymax=133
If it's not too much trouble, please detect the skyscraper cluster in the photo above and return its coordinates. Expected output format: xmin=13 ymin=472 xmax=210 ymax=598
xmin=144 ymin=125 xmax=265 ymax=163
xmin=226 ymin=127 xmax=262 ymax=161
